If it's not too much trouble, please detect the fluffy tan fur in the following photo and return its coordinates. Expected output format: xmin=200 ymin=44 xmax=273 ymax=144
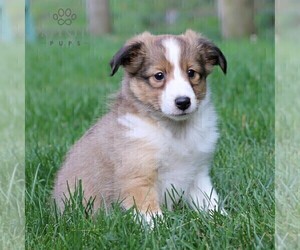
xmin=53 ymin=30 xmax=227 ymax=217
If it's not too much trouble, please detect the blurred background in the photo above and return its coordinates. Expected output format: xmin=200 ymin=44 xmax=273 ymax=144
xmin=23 ymin=0 xmax=274 ymax=41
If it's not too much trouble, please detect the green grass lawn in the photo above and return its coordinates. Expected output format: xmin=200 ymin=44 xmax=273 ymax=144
xmin=275 ymin=6 xmax=300 ymax=247
xmin=25 ymin=34 xmax=274 ymax=248
xmin=26 ymin=2 xmax=274 ymax=248
xmin=0 ymin=43 xmax=25 ymax=249
xmin=275 ymin=37 xmax=300 ymax=249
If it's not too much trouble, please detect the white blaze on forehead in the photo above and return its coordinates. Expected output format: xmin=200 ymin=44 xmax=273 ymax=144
xmin=161 ymin=38 xmax=197 ymax=118
xmin=162 ymin=38 xmax=182 ymax=78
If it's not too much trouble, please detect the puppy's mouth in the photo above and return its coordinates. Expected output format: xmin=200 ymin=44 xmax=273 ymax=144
xmin=166 ymin=111 xmax=193 ymax=121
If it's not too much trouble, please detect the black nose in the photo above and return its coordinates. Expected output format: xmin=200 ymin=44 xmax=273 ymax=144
xmin=175 ymin=96 xmax=191 ymax=111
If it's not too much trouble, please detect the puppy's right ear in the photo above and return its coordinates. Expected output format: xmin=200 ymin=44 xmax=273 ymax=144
xmin=109 ymin=42 xmax=144 ymax=76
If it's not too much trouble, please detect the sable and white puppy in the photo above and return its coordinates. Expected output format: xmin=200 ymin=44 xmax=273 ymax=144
xmin=53 ymin=30 xmax=227 ymax=222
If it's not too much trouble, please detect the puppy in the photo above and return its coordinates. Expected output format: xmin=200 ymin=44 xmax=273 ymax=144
xmin=53 ymin=30 xmax=227 ymax=222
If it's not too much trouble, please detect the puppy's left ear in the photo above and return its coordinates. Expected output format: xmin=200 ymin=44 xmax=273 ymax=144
xmin=109 ymin=42 xmax=143 ymax=76
xmin=199 ymin=39 xmax=227 ymax=75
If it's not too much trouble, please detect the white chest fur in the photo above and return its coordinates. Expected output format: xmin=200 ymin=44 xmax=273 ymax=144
xmin=117 ymin=94 xmax=219 ymax=208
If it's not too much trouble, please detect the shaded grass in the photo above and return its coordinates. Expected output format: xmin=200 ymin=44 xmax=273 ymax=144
xmin=275 ymin=39 xmax=300 ymax=248
xmin=0 ymin=43 xmax=25 ymax=249
xmin=26 ymin=35 xmax=274 ymax=249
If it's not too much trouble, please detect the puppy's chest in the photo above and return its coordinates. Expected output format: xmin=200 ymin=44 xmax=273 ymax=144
xmin=158 ymin=130 xmax=205 ymax=170
xmin=118 ymin=113 xmax=216 ymax=172
xmin=156 ymin=124 xmax=215 ymax=188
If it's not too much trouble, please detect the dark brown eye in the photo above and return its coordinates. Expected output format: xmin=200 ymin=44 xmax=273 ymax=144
xmin=154 ymin=72 xmax=164 ymax=81
xmin=187 ymin=69 xmax=195 ymax=78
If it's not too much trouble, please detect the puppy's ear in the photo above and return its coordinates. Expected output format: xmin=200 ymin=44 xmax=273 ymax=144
xmin=109 ymin=42 xmax=143 ymax=76
xmin=184 ymin=30 xmax=227 ymax=75
xmin=110 ymin=32 xmax=152 ymax=76
xmin=198 ymin=38 xmax=227 ymax=75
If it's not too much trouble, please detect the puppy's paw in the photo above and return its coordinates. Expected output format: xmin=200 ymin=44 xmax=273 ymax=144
xmin=137 ymin=211 xmax=163 ymax=229
xmin=190 ymin=197 xmax=227 ymax=216
xmin=206 ymin=203 xmax=227 ymax=216
xmin=219 ymin=207 xmax=228 ymax=216
xmin=206 ymin=204 xmax=228 ymax=216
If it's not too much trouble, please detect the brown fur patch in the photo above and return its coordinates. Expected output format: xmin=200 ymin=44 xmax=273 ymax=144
xmin=129 ymin=78 xmax=163 ymax=111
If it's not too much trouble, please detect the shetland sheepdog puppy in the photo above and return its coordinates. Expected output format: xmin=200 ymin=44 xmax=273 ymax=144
xmin=53 ymin=30 xmax=227 ymax=223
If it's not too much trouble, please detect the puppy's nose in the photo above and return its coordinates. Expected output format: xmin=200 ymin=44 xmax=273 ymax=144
xmin=175 ymin=96 xmax=191 ymax=111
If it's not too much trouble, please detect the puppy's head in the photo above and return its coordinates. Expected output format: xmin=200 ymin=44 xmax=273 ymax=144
xmin=110 ymin=30 xmax=227 ymax=121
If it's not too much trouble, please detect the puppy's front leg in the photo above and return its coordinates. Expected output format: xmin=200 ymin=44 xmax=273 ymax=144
xmin=122 ymin=182 xmax=162 ymax=224
xmin=187 ymin=169 xmax=223 ymax=213
xmin=116 ymin=161 xmax=162 ymax=224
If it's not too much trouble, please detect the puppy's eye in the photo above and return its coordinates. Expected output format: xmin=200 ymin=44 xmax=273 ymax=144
xmin=154 ymin=72 xmax=164 ymax=81
xmin=187 ymin=69 xmax=196 ymax=78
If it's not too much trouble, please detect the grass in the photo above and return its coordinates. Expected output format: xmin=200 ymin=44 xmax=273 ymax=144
xmin=25 ymin=36 xmax=274 ymax=249
xmin=276 ymin=42 xmax=300 ymax=248
xmin=275 ymin=5 xmax=300 ymax=247
xmin=26 ymin=1 xmax=274 ymax=249
xmin=0 ymin=43 xmax=25 ymax=249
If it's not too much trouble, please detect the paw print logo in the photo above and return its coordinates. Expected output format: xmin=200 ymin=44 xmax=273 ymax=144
xmin=53 ymin=8 xmax=77 ymax=25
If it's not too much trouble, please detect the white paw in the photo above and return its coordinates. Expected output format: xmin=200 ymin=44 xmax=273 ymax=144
xmin=189 ymin=194 xmax=227 ymax=215
xmin=138 ymin=211 xmax=163 ymax=229
xmin=219 ymin=207 xmax=227 ymax=216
